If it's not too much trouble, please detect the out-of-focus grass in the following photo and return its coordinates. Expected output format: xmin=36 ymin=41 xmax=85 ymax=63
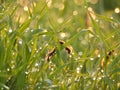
xmin=0 ymin=0 xmax=120 ymax=90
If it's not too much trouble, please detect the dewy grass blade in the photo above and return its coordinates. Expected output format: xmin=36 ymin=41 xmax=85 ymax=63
xmin=0 ymin=83 xmax=9 ymax=90
xmin=0 ymin=40 xmax=5 ymax=67
xmin=110 ymin=68 xmax=120 ymax=77
xmin=108 ymin=55 xmax=120 ymax=72
xmin=18 ymin=19 xmax=32 ymax=34
xmin=0 ymin=0 xmax=120 ymax=89
xmin=64 ymin=29 xmax=88 ymax=47
xmin=89 ymin=12 xmax=107 ymax=47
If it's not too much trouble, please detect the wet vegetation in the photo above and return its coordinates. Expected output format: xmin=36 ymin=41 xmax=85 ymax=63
xmin=0 ymin=0 xmax=120 ymax=90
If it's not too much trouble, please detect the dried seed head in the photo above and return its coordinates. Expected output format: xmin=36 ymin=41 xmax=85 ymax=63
xmin=59 ymin=40 xmax=65 ymax=44
xmin=45 ymin=40 xmax=73 ymax=61
xmin=65 ymin=46 xmax=71 ymax=54
xmin=45 ymin=47 xmax=56 ymax=61
xmin=106 ymin=50 xmax=114 ymax=59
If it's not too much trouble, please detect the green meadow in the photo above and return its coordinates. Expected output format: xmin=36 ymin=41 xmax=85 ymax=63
xmin=0 ymin=0 xmax=120 ymax=90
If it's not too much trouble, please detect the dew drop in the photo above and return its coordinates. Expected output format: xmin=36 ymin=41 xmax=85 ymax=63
xmin=31 ymin=42 xmax=34 ymax=45
xmin=24 ymin=6 xmax=28 ymax=11
xmin=110 ymin=17 xmax=113 ymax=19
xmin=80 ymin=65 xmax=83 ymax=68
xmin=39 ymin=47 xmax=42 ymax=50
xmin=18 ymin=40 xmax=22 ymax=45
xmin=112 ymin=35 xmax=114 ymax=38
xmin=11 ymin=65 xmax=15 ymax=69
xmin=84 ymin=6 xmax=87 ymax=9
xmin=46 ymin=0 xmax=52 ymax=7
xmin=73 ymin=10 xmax=78 ymax=16
xmin=96 ymin=19 xmax=99 ymax=22
xmin=25 ymin=71 xmax=29 ymax=75
xmin=9 ymin=28 xmax=12 ymax=33
xmin=35 ymin=63 xmax=39 ymax=67
xmin=78 ymin=52 xmax=83 ymax=56
xmin=31 ymin=29 xmax=34 ymax=32
xmin=7 ymin=68 xmax=10 ymax=71
xmin=98 ymin=77 xmax=102 ymax=80
xmin=59 ymin=4 xmax=64 ymax=10
xmin=68 ymin=78 xmax=71 ymax=83
xmin=101 ymin=69 xmax=104 ymax=73
xmin=60 ymin=32 xmax=66 ymax=38
xmin=57 ymin=18 xmax=64 ymax=23
xmin=88 ymin=7 xmax=93 ymax=12
xmin=93 ymin=77 xmax=96 ymax=80
xmin=89 ymin=33 xmax=94 ymax=38
xmin=51 ymin=68 xmax=54 ymax=71
xmin=97 ymin=54 xmax=100 ymax=57
xmin=76 ymin=67 xmax=80 ymax=73
xmin=115 ymin=8 xmax=120 ymax=13
xmin=69 ymin=55 xmax=72 ymax=58
xmin=12 ymin=52 xmax=15 ymax=56
xmin=36 ymin=50 xmax=39 ymax=53
xmin=90 ymin=57 xmax=94 ymax=61
xmin=45 ymin=43 xmax=48 ymax=46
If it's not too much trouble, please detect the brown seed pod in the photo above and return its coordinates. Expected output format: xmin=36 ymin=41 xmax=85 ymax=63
xmin=59 ymin=40 xmax=72 ymax=54
xmin=65 ymin=46 xmax=72 ymax=54
xmin=59 ymin=40 xmax=65 ymax=44
xmin=45 ymin=40 xmax=73 ymax=62
xmin=101 ymin=50 xmax=114 ymax=68
xmin=45 ymin=47 xmax=56 ymax=62
xmin=106 ymin=50 xmax=114 ymax=59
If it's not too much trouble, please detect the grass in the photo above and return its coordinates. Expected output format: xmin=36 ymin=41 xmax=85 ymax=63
xmin=0 ymin=0 xmax=120 ymax=90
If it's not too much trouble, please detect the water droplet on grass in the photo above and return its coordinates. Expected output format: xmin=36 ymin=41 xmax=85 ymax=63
xmin=57 ymin=18 xmax=64 ymax=23
xmin=101 ymin=69 xmax=104 ymax=73
xmin=115 ymin=8 xmax=120 ymax=13
xmin=7 ymin=68 xmax=10 ymax=71
xmin=76 ymin=67 xmax=80 ymax=73
xmin=46 ymin=0 xmax=52 ymax=7
xmin=112 ymin=35 xmax=114 ymax=38
xmin=60 ymin=32 xmax=66 ymax=38
xmin=93 ymin=77 xmax=96 ymax=80
xmin=36 ymin=50 xmax=39 ymax=53
xmin=9 ymin=28 xmax=12 ymax=33
xmin=39 ymin=47 xmax=42 ymax=50
xmin=73 ymin=10 xmax=78 ymax=15
xmin=18 ymin=40 xmax=22 ymax=45
xmin=35 ymin=63 xmax=39 ymax=67
xmin=90 ymin=58 xmax=94 ymax=61
xmin=68 ymin=78 xmax=71 ymax=83
xmin=45 ymin=43 xmax=48 ymax=46
xmin=31 ymin=42 xmax=34 ymax=45
xmin=11 ymin=65 xmax=15 ymax=69
xmin=78 ymin=52 xmax=83 ymax=56
xmin=31 ymin=29 xmax=34 ymax=32
xmin=24 ymin=6 xmax=28 ymax=11
xmin=97 ymin=54 xmax=100 ymax=57
xmin=96 ymin=19 xmax=99 ymax=22
xmin=12 ymin=52 xmax=15 ymax=55
xmin=98 ymin=77 xmax=102 ymax=80
xmin=59 ymin=4 xmax=64 ymax=10
xmin=80 ymin=65 xmax=83 ymax=68
xmin=25 ymin=71 xmax=29 ymax=75
xmin=88 ymin=7 xmax=93 ymax=12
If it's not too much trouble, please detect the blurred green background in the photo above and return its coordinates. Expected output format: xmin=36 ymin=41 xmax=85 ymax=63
xmin=0 ymin=0 xmax=120 ymax=90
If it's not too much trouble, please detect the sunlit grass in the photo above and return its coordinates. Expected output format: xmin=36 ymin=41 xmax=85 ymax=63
xmin=0 ymin=0 xmax=120 ymax=90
